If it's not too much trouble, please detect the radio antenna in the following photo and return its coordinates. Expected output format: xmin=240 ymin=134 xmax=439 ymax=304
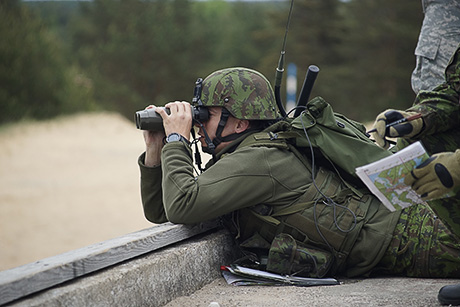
xmin=274 ymin=0 xmax=294 ymax=118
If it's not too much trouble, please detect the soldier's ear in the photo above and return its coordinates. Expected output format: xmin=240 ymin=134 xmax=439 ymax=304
xmin=235 ymin=119 xmax=250 ymax=133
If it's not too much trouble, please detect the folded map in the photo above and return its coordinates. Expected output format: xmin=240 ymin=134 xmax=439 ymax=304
xmin=355 ymin=141 xmax=429 ymax=211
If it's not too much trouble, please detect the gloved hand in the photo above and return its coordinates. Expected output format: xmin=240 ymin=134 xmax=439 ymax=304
xmin=404 ymin=150 xmax=460 ymax=200
xmin=370 ymin=109 xmax=424 ymax=149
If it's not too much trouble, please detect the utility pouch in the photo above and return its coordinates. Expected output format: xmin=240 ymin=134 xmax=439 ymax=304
xmin=266 ymin=233 xmax=333 ymax=278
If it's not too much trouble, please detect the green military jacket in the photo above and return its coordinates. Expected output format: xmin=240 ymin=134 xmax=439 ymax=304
xmin=139 ymin=131 xmax=401 ymax=277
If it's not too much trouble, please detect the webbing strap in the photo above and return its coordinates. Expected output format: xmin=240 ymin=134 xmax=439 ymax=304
xmin=251 ymin=129 xmax=365 ymax=199
xmin=272 ymin=168 xmax=340 ymax=216
xmin=212 ymin=108 xmax=231 ymax=147
xmin=283 ymin=213 xmax=344 ymax=250
xmin=250 ymin=210 xmax=281 ymax=226
xmin=239 ymin=132 xmax=290 ymax=149
xmin=247 ymin=203 xmax=345 ymax=252
xmin=252 ymin=130 xmax=301 ymax=141
xmin=239 ymin=208 xmax=280 ymax=243
xmin=321 ymin=153 xmax=364 ymax=198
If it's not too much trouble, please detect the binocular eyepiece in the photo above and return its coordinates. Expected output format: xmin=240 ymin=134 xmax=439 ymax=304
xmin=135 ymin=106 xmax=209 ymax=131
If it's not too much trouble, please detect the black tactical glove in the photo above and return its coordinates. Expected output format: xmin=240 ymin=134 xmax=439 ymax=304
xmin=404 ymin=150 xmax=460 ymax=200
xmin=370 ymin=109 xmax=424 ymax=149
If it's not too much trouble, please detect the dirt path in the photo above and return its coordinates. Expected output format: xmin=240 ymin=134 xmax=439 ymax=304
xmin=0 ymin=112 xmax=153 ymax=271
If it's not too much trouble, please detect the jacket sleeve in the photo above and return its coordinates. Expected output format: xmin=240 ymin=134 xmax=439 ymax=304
xmin=138 ymin=152 xmax=167 ymax=223
xmin=158 ymin=142 xmax=309 ymax=224
xmin=409 ymin=45 xmax=460 ymax=136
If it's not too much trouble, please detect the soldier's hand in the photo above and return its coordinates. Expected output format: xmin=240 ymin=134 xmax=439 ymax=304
xmin=404 ymin=150 xmax=460 ymax=200
xmin=158 ymin=101 xmax=193 ymax=140
xmin=142 ymin=105 xmax=166 ymax=167
xmin=370 ymin=109 xmax=424 ymax=149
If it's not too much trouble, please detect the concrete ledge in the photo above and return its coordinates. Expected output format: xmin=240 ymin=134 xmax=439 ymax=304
xmin=7 ymin=229 xmax=238 ymax=307
xmin=1 ymin=222 xmax=223 ymax=305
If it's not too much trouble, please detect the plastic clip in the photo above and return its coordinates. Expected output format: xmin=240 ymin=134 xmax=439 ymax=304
xmin=269 ymin=132 xmax=278 ymax=140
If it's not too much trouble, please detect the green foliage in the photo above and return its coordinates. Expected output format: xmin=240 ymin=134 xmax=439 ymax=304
xmin=280 ymin=0 xmax=423 ymax=121
xmin=3 ymin=0 xmax=425 ymax=124
xmin=0 ymin=0 xmax=95 ymax=124
xmin=68 ymin=0 xmax=283 ymax=119
xmin=326 ymin=0 xmax=423 ymax=120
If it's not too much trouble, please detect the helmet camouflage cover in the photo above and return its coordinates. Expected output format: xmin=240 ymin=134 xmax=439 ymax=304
xmin=200 ymin=67 xmax=280 ymax=120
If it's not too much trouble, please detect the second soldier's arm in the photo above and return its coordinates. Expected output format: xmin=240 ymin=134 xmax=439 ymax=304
xmin=371 ymin=45 xmax=460 ymax=148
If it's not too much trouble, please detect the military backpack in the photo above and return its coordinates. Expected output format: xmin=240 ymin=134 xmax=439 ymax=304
xmin=233 ymin=96 xmax=394 ymax=278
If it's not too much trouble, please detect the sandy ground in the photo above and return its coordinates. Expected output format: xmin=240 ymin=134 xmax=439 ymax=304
xmin=0 ymin=112 xmax=154 ymax=271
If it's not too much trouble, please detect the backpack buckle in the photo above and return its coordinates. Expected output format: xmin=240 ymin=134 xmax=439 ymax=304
xmin=269 ymin=132 xmax=278 ymax=140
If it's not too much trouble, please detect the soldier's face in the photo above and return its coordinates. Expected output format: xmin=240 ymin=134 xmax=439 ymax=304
xmin=195 ymin=107 xmax=241 ymax=153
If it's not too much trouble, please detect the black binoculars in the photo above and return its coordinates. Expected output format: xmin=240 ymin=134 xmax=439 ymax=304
xmin=135 ymin=106 xmax=209 ymax=131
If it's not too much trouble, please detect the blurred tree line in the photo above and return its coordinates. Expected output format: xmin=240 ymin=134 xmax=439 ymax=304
xmin=0 ymin=0 xmax=423 ymax=124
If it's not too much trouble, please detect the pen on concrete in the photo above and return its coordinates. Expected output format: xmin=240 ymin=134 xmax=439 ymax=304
xmin=367 ymin=113 xmax=422 ymax=134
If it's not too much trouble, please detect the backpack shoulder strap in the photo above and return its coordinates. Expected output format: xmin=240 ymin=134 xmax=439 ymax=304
xmin=239 ymin=120 xmax=313 ymax=173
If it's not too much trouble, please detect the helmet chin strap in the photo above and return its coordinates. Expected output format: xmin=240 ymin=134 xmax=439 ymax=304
xmin=211 ymin=108 xmax=230 ymax=148
xmin=196 ymin=108 xmax=246 ymax=162
xmin=197 ymin=122 xmax=217 ymax=161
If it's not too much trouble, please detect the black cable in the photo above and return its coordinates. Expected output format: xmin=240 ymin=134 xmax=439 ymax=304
xmin=297 ymin=110 xmax=357 ymax=249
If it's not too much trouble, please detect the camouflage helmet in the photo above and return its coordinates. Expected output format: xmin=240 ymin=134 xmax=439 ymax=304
xmin=200 ymin=67 xmax=280 ymax=120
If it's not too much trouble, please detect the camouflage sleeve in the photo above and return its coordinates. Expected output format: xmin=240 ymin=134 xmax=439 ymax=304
xmin=408 ymin=44 xmax=460 ymax=137
xmin=411 ymin=0 xmax=460 ymax=93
